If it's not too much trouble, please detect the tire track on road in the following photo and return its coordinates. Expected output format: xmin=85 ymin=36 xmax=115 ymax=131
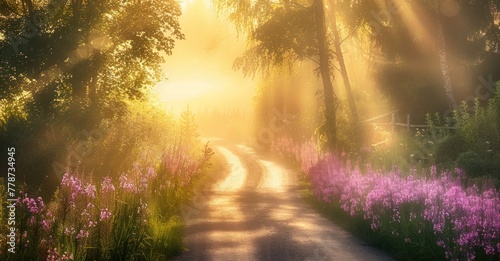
xmin=176 ymin=141 xmax=395 ymax=261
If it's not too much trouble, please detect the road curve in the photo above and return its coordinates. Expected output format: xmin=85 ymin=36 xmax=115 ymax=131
xmin=175 ymin=142 xmax=395 ymax=261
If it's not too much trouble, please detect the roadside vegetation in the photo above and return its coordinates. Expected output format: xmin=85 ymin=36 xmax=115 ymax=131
xmin=2 ymin=0 xmax=500 ymax=259
xmin=272 ymin=84 xmax=500 ymax=260
xmin=0 ymin=102 xmax=218 ymax=260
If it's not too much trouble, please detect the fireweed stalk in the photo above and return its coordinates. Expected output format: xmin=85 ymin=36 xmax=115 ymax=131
xmin=273 ymin=137 xmax=500 ymax=260
xmin=0 ymin=142 xmax=211 ymax=260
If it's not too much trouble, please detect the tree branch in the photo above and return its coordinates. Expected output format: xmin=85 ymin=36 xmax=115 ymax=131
xmin=305 ymin=55 xmax=320 ymax=65
xmin=340 ymin=24 xmax=362 ymax=45
xmin=286 ymin=1 xmax=308 ymax=10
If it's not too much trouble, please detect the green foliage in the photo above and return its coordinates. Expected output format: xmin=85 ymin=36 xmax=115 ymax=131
xmin=455 ymin=98 xmax=500 ymax=155
xmin=456 ymin=151 xmax=484 ymax=178
xmin=0 ymin=0 xmax=187 ymax=199
xmin=0 ymin=100 xmax=179 ymax=197
xmin=368 ymin=132 xmax=429 ymax=173
xmin=375 ymin=82 xmax=500 ymax=180
xmin=215 ymin=0 xmax=345 ymax=150
xmin=425 ymin=112 xmax=452 ymax=138
xmin=0 ymin=128 xmax=215 ymax=260
xmin=315 ymin=100 xmax=359 ymax=154
xmin=81 ymin=101 xmax=178 ymax=178
xmin=143 ymin=215 xmax=184 ymax=260
xmin=440 ymin=84 xmax=500 ymax=178
xmin=0 ymin=180 xmax=7 ymax=256
xmin=435 ymin=133 xmax=467 ymax=164
xmin=0 ymin=108 xmax=77 ymax=195
xmin=340 ymin=0 xmax=500 ymax=116
xmin=109 ymin=197 xmax=146 ymax=260
xmin=234 ymin=6 xmax=318 ymax=77
xmin=370 ymin=82 xmax=500 ymax=180
xmin=0 ymin=0 xmax=184 ymax=126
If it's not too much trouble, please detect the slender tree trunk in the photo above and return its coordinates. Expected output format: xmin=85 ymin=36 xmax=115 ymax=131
xmin=437 ymin=18 xmax=456 ymax=107
xmin=329 ymin=0 xmax=359 ymax=123
xmin=314 ymin=0 xmax=338 ymax=150
xmin=89 ymin=72 xmax=98 ymax=103
xmin=70 ymin=0 xmax=81 ymax=107
xmin=70 ymin=62 xmax=87 ymax=106
xmin=89 ymin=53 xmax=102 ymax=103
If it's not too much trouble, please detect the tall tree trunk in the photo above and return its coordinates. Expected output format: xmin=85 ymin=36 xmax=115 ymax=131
xmin=70 ymin=62 xmax=87 ymax=107
xmin=329 ymin=0 xmax=359 ymax=123
xmin=88 ymin=53 xmax=102 ymax=103
xmin=437 ymin=17 xmax=456 ymax=107
xmin=314 ymin=0 xmax=338 ymax=150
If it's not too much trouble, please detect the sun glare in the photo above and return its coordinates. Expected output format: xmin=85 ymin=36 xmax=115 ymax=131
xmin=154 ymin=0 xmax=255 ymax=114
xmin=155 ymin=80 xmax=214 ymax=101
xmin=179 ymin=0 xmax=212 ymax=10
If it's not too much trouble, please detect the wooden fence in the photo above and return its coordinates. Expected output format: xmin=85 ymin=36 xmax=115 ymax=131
xmin=362 ymin=110 xmax=456 ymax=146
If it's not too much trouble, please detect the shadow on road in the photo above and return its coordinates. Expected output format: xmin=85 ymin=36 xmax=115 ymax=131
xmin=175 ymin=141 xmax=394 ymax=261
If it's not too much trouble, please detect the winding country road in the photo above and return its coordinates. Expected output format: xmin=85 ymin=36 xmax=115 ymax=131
xmin=175 ymin=141 xmax=395 ymax=261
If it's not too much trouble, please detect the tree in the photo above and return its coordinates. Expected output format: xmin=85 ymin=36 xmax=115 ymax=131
xmin=180 ymin=106 xmax=198 ymax=143
xmin=0 ymin=0 xmax=184 ymax=194
xmin=327 ymin=0 xmax=358 ymax=123
xmin=0 ymin=0 xmax=184 ymax=126
xmin=215 ymin=0 xmax=341 ymax=150
xmin=313 ymin=0 xmax=338 ymax=150
xmin=339 ymin=0 xmax=500 ymax=117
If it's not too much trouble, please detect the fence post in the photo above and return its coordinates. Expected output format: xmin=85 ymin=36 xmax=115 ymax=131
xmin=391 ymin=112 xmax=395 ymax=136
xmin=407 ymin=114 xmax=410 ymax=131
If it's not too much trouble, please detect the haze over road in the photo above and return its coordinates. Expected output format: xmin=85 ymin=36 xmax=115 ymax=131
xmin=175 ymin=141 xmax=395 ymax=261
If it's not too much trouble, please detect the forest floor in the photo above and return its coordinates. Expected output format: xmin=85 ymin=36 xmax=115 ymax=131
xmin=174 ymin=139 xmax=395 ymax=261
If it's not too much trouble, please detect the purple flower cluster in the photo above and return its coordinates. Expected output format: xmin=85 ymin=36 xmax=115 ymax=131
xmin=18 ymin=193 xmax=54 ymax=232
xmin=100 ymin=208 xmax=112 ymax=221
xmin=119 ymin=174 xmax=137 ymax=193
xmin=118 ymin=165 xmax=159 ymax=193
xmin=101 ymin=177 xmax=115 ymax=193
xmin=273 ymin=137 xmax=500 ymax=260
xmin=3 ymin=141 xmax=207 ymax=259
xmin=54 ymin=173 xmax=114 ymax=253
xmin=61 ymin=173 xmax=88 ymax=207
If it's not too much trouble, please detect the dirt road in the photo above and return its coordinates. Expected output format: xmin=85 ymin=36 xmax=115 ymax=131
xmin=175 ymin=142 xmax=395 ymax=261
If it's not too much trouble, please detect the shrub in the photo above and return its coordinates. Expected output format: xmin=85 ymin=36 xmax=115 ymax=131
xmin=457 ymin=151 xmax=484 ymax=178
xmin=448 ymin=84 xmax=500 ymax=178
xmin=435 ymin=134 xmax=468 ymax=164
